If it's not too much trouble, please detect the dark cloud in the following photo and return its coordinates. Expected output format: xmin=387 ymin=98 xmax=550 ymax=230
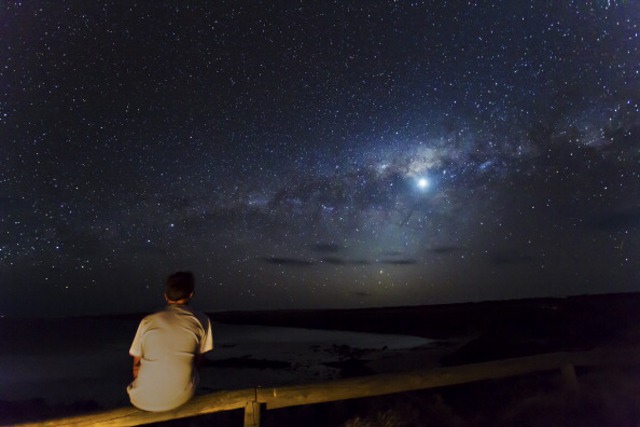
xmin=380 ymin=259 xmax=419 ymax=265
xmin=321 ymin=257 xmax=345 ymax=265
xmin=352 ymin=291 xmax=373 ymax=298
xmin=261 ymin=257 xmax=314 ymax=267
xmin=320 ymin=257 xmax=374 ymax=266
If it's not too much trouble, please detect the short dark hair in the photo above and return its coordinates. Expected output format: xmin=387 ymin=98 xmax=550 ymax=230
xmin=165 ymin=271 xmax=195 ymax=301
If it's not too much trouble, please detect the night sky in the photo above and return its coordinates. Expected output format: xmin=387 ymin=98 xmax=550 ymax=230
xmin=2 ymin=1 xmax=639 ymax=317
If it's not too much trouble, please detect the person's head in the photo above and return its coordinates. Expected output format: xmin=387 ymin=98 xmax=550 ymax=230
xmin=164 ymin=271 xmax=195 ymax=303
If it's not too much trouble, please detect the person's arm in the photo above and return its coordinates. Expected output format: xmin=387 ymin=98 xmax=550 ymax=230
xmin=129 ymin=318 xmax=146 ymax=381
xmin=194 ymin=315 xmax=213 ymax=370
xmin=132 ymin=356 xmax=141 ymax=380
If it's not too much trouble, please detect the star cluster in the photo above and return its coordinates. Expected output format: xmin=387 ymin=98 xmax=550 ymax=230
xmin=2 ymin=1 xmax=639 ymax=316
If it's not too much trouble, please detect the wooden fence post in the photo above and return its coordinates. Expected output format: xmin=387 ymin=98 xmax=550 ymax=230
xmin=243 ymin=401 xmax=263 ymax=427
xmin=243 ymin=387 xmax=263 ymax=427
xmin=560 ymin=362 xmax=580 ymax=393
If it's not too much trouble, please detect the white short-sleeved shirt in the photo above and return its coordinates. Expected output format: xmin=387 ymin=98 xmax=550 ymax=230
xmin=127 ymin=304 xmax=213 ymax=411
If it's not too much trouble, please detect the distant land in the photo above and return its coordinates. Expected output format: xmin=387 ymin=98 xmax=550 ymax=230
xmin=65 ymin=292 xmax=639 ymax=337
xmin=207 ymin=292 xmax=640 ymax=365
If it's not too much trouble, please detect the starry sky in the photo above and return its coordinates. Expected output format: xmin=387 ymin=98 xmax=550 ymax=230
xmin=2 ymin=0 xmax=640 ymax=317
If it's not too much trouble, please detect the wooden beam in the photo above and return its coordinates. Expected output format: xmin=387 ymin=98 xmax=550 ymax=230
xmin=11 ymin=388 xmax=255 ymax=427
xmin=257 ymin=348 xmax=640 ymax=409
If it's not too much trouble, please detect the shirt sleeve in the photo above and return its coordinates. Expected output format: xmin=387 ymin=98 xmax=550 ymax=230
xmin=129 ymin=320 xmax=145 ymax=357
xmin=199 ymin=317 xmax=214 ymax=354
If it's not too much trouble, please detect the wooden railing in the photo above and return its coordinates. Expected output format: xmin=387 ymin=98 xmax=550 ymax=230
xmin=7 ymin=347 xmax=640 ymax=427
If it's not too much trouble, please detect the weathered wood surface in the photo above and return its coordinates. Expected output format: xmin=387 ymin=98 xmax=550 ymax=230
xmin=10 ymin=388 xmax=255 ymax=427
xmin=258 ymin=347 xmax=640 ymax=409
xmin=7 ymin=347 xmax=640 ymax=426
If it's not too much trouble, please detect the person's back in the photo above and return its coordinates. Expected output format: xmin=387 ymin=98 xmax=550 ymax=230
xmin=127 ymin=272 xmax=213 ymax=412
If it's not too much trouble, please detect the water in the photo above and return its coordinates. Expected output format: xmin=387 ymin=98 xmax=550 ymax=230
xmin=0 ymin=316 xmax=432 ymax=408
